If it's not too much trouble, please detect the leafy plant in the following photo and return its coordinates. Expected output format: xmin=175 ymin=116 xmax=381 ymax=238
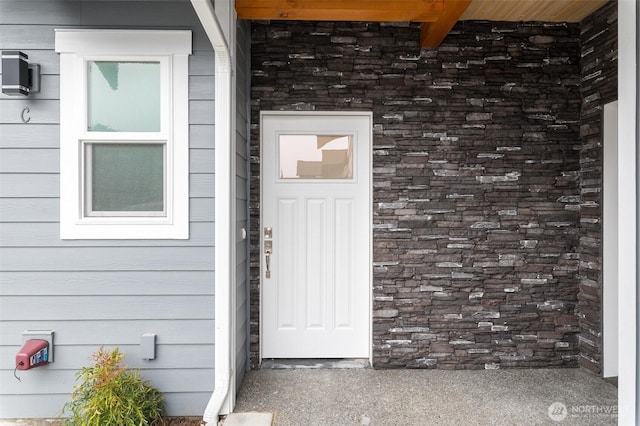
xmin=62 ymin=346 xmax=165 ymax=426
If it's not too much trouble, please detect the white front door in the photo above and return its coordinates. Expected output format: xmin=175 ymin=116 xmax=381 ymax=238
xmin=261 ymin=112 xmax=371 ymax=359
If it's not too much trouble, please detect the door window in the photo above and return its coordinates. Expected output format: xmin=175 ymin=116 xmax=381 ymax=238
xmin=279 ymin=134 xmax=353 ymax=179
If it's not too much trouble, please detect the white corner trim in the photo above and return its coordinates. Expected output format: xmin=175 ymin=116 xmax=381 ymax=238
xmin=617 ymin=0 xmax=638 ymax=424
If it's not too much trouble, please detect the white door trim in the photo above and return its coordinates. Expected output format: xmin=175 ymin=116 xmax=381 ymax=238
xmin=259 ymin=111 xmax=372 ymax=363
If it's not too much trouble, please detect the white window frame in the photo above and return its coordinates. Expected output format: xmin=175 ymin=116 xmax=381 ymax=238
xmin=55 ymin=29 xmax=191 ymax=239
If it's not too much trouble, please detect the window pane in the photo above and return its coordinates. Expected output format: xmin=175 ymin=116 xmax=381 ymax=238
xmin=88 ymin=61 xmax=160 ymax=132
xmin=89 ymin=144 xmax=164 ymax=213
xmin=279 ymin=135 xmax=353 ymax=179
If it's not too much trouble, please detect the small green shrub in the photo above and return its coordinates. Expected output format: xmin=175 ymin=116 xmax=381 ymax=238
xmin=62 ymin=346 xmax=165 ymax=426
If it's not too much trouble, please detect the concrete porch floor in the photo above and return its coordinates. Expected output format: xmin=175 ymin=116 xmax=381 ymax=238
xmin=232 ymin=366 xmax=617 ymax=425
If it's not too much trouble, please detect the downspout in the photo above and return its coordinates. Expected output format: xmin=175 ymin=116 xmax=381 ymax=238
xmin=190 ymin=0 xmax=233 ymax=423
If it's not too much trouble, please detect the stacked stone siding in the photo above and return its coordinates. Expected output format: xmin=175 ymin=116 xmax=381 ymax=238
xmin=578 ymin=0 xmax=617 ymax=375
xmin=249 ymin=5 xmax=614 ymax=371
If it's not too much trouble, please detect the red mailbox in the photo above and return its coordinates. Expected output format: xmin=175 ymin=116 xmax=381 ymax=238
xmin=16 ymin=339 xmax=49 ymax=370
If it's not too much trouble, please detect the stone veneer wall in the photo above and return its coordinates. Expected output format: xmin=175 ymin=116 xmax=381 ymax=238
xmin=577 ymin=0 xmax=618 ymax=375
xmin=250 ymin=19 xmax=586 ymax=369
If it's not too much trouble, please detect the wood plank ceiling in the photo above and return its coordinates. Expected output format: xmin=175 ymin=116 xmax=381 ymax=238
xmin=235 ymin=0 xmax=609 ymax=48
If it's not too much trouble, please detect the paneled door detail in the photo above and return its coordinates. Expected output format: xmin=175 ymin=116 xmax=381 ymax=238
xmin=261 ymin=112 xmax=371 ymax=358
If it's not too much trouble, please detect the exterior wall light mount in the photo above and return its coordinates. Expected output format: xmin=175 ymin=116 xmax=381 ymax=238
xmin=2 ymin=51 xmax=40 ymax=96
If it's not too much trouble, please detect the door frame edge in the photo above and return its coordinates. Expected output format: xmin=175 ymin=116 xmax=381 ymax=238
xmin=258 ymin=110 xmax=373 ymax=364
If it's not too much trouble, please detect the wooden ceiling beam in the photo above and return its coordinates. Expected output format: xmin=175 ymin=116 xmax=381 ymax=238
xmin=235 ymin=0 xmax=445 ymax=22
xmin=236 ymin=0 xmax=473 ymax=48
xmin=420 ymin=0 xmax=471 ymax=48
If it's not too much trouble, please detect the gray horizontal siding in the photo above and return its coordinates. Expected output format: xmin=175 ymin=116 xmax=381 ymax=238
xmin=0 ymin=1 xmax=80 ymax=25
xmin=190 ymin=75 xmax=215 ymax=99
xmin=0 ymin=198 xmax=59 ymax=222
xmin=234 ymin=18 xmax=251 ymax=391
xmin=0 ymin=100 xmax=60 ymax=124
xmin=2 ymin=295 xmax=214 ymax=320
xmin=0 ymin=222 xmax=215 ymax=246
xmin=0 ymin=149 xmax=59 ymax=173
xmin=0 ymin=0 xmax=222 ymax=418
xmin=0 ymin=25 xmax=56 ymax=50
xmin=0 ymin=197 xmax=214 ymax=222
xmin=0 ymin=124 xmax=60 ymax=148
xmin=1 ymin=319 xmax=215 ymax=345
xmin=190 ymin=53 xmax=216 ymax=76
xmin=1 ymin=369 xmax=213 ymax=395
xmin=191 ymin=149 xmax=216 ymax=174
xmin=0 ymin=247 xmax=215 ymax=271
xmin=0 ymin=174 xmax=59 ymax=197
xmin=0 ymin=271 xmax=215 ymax=295
xmin=190 ymin=125 xmax=216 ymax=148
xmin=190 ymin=100 xmax=216 ymax=125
